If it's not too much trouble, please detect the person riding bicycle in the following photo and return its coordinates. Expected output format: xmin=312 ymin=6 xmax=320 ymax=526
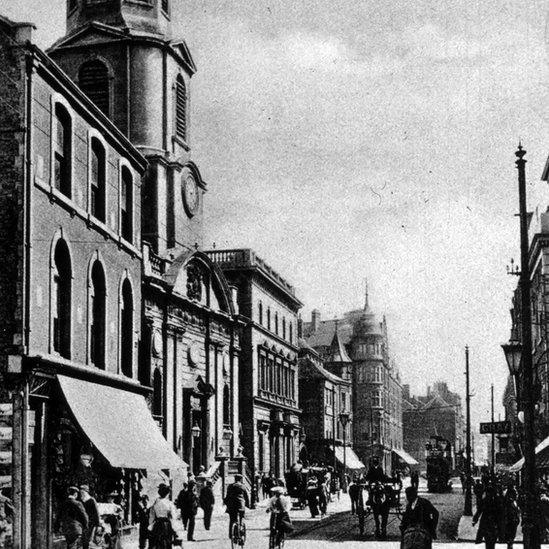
xmin=267 ymin=487 xmax=293 ymax=543
xmin=224 ymin=474 xmax=250 ymax=539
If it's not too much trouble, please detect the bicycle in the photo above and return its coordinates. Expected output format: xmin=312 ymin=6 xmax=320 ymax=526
xmin=231 ymin=511 xmax=246 ymax=548
xmin=268 ymin=512 xmax=285 ymax=549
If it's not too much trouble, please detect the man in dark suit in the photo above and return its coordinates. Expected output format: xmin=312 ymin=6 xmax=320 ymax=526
xmin=199 ymin=480 xmax=215 ymax=531
xmin=177 ymin=479 xmax=199 ymax=541
xmin=59 ymin=486 xmax=89 ymax=549
xmin=224 ymin=474 xmax=250 ymax=539
xmin=366 ymin=458 xmax=389 ymax=484
xmin=79 ymin=485 xmax=100 ymax=549
xmin=400 ymin=486 xmax=439 ymax=548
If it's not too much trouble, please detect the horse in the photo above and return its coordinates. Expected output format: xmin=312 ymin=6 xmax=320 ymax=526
xmin=368 ymin=482 xmax=391 ymax=539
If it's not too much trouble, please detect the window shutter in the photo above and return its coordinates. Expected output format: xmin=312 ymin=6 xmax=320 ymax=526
xmin=79 ymin=60 xmax=110 ymax=116
xmin=175 ymin=76 xmax=187 ymax=140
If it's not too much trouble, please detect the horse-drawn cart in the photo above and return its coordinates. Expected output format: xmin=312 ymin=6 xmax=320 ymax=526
xmin=357 ymin=481 xmax=403 ymax=539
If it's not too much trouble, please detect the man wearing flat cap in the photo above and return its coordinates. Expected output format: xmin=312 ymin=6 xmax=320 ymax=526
xmin=59 ymin=486 xmax=89 ymax=549
xmin=79 ymin=485 xmax=100 ymax=549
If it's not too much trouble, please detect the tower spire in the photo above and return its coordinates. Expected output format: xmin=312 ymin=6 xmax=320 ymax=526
xmin=364 ymin=278 xmax=369 ymax=311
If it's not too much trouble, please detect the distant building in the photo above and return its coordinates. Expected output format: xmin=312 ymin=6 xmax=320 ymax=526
xmin=402 ymin=382 xmax=465 ymax=471
xmin=303 ymin=284 xmax=405 ymax=473
xmin=298 ymin=328 xmax=363 ymax=474
xmin=207 ymin=249 xmax=302 ymax=480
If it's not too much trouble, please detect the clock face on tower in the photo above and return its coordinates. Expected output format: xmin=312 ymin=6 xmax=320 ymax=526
xmin=182 ymin=173 xmax=199 ymax=217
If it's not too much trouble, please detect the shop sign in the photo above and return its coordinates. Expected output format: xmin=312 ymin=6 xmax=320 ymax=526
xmin=480 ymin=421 xmax=511 ymax=434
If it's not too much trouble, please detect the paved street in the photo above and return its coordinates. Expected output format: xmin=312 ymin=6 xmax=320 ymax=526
xmin=127 ymin=480 xmax=478 ymax=548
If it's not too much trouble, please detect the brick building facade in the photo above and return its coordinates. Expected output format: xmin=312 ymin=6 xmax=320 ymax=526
xmin=402 ymin=382 xmax=465 ymax=471
xmin=298 ymin=329 xmax=363 ymax=474
xmin=0 ymin=13 xmax=189 ymax=548
xmin=0 ymin=0 xmax=247 ymax=545
xmin=47 ymin=0 xmax=243 ymax=488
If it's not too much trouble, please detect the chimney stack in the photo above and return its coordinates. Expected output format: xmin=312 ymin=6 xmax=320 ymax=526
xmin=311 ymin=309 xmax=321 ymax=332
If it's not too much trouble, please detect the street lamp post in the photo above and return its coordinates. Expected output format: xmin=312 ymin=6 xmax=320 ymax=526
xmin=502 ymin=144 xmax=540 ymax=549
xmin=339 ymin=411 xmax=350 ymax=492
xmin=464 ymin=345 xmax=473 ymax=516
xmin=191 ymin=422 xmax=201 ymax=475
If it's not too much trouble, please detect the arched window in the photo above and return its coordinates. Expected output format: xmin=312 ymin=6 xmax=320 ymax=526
xmin=120 ymin=166 xmax=133 ymax=243
xmin=258 ymin=302 xmax=263 ymax=325
xmin=153 ymin=368 xmax=163 ymax=418
xmin=289 ymin=323 xmax=293 ymax=344
xmin=90 ymin=137 xmax=106 ymax=222
xmin=52 ymin=239 xmax=72 ymax=358
xmin=78 ymin=60 xmax=109 ymax=116
xmin=175 ymin=75 xmax=187 ymax=141
xmin=275 ymin=312 xmax=279 ymax=335
xmin=139 ymin=322 xmax=151 ymax=386
xmin=223 ymin=384 xmax=230 ymax=427
xmin=90 ymin=260 xmax=106 ymax=369
xmin=120 ymin=279 xmax=133 ymax=377
xmin=267 ymin=308 xmax=271 ymax=331
xmin=282 ymin=318 xmax=286 ymax=339
xmin=54 ymin=103 xmax=72 ymax=197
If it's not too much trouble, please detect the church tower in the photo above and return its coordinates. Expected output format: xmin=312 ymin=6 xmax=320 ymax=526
xmin=48 ymin=0 xmax=205 ymax=257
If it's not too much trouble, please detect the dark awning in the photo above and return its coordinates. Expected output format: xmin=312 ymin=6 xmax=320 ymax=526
xmin=59 ymin=375 xmax=185 ymax=470
xmin=392 ymin=448 xmax=419 ymax=465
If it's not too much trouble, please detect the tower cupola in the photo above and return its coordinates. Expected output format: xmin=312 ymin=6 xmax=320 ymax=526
xmin=66 ymin=0 xmax=172 ymax=38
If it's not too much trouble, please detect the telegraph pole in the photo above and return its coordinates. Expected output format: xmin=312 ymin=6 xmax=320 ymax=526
xmin=464 ymin=345 xmax=473 ymax=516
xmin=515 ymin=144 xmax=540 ymax=548
xmin=491 ymin=384 xmax=495 ymax=473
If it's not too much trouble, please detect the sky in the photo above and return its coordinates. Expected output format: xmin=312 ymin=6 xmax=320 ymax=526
xmin=4 ymin=0 xmax=549 ymax=426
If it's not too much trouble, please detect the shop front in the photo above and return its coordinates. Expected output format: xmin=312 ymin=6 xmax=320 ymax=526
xmin=25 ymin=373 xmax=185 ymax=548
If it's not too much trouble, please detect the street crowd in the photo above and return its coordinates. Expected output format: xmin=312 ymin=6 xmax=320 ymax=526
xmin=468 ymin=470 xmax=549 ymax=549
xmin=54 ymin=460 xmax=549 ymax=549
xmin=56 ymin=467 xmax=296 ymax=549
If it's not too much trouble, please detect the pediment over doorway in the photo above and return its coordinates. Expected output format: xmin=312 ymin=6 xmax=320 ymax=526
xmin=163 ymin=251 xmax=234 ymax=315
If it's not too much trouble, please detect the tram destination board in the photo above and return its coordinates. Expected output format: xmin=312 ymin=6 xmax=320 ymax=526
xmin=479 ymin=421 xmax=511 ymax=434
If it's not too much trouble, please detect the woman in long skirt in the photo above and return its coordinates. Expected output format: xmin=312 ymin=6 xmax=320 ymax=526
xmin=149 ymin=484 xmax=176 ymax=549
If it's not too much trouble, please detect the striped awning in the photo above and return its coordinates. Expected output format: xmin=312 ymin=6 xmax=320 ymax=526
xmin=59 ymin=375 xmax=185 ymax=470
xmin=329 ymin=445 xmax=365 ymax=470
xmin=509 ymin=435 xmax=549 ymax=472
xmin=392 ymin=448 xmax=419 ymax=465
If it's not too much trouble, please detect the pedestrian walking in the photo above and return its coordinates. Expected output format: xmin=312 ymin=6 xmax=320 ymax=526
xmin=148 ymin=484 xmax=177 ymax=549
xmin=410 ymin=471 xmax=419 ymax=491
xmin=78 ymin=485 xmax=99 ymax=549
xmin=501 ymin=487 xmax=520 ymax=549
xmin=348 ymin=480 xmax=361 ymax=514
xmin=103 ymin=493 xmax=124 ymax=549
xmin=400 ymin=486 xmax=439 ymax=549
xmin=473 ymin=479 xmax=484 ymax=510
xmin=473 ymin=485 xmax=500 ymax=549
xmin=177 ymin=479 xmax=199 ymax=541
xmin=306 ymin=479 xmax=319 ymax=518
xmin=199 ymin=480 xmax=215 ymax=531
xmin=318 ymin=481 xmax=328 ymax=516
xmin=58 ymin=486 xmax=89 ymax=549
xmin=136 ymin=495 xmax=150 ymax=549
